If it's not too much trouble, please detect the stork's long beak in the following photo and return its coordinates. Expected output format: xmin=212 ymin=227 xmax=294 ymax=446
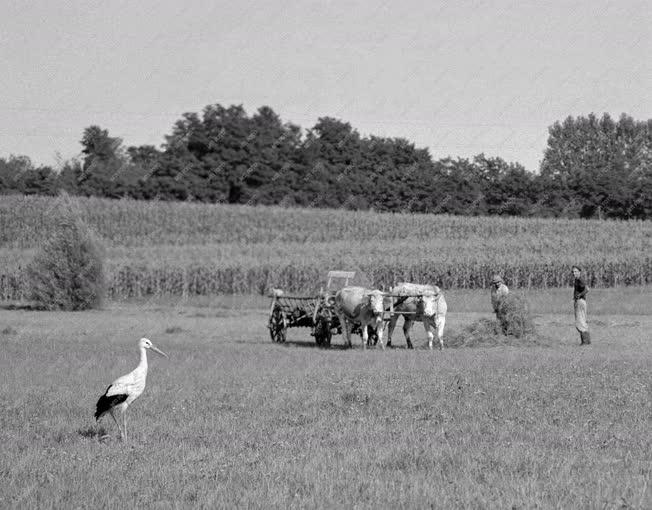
xmin=151 ymin=345 xmax=169 ymax=358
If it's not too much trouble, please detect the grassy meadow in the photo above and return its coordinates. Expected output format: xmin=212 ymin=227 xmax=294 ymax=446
xmin=1 ymin=195 xmax=651 ymax=299
xmin=1 ymin=195 xmax=651 ymax=507
xmin=1 ymin=288 xmax=652 ymax=508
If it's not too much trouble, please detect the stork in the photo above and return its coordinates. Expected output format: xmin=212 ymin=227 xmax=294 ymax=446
xmin=95 ymin=337 xmax=168 ymax=441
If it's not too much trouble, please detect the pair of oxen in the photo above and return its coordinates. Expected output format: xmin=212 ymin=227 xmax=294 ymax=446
xmin=332 ymin=282 xmax=447 ymax=350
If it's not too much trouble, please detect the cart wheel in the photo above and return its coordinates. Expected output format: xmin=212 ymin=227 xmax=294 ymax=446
xmin=329 ymin=314 xmax=342 ymax=335
xmin=314 ymin=316 xmax=332 ymax=348
xmin=268 ymin=306 xmax=287 ymax=343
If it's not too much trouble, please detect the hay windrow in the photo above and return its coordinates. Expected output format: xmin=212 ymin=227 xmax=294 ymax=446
xmin=446 ymin=293 xmax=551 ymax=348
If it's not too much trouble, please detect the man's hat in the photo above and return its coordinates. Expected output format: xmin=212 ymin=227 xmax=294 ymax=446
xmin=492 ymin=275 xmax=503 ymax=284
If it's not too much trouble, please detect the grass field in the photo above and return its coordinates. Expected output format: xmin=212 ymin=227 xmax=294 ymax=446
xmin=1 ymin=288 xmax=651 ymax=508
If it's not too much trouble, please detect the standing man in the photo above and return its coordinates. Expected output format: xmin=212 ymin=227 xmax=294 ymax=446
xmin=490 ymin=274 xmax=509 ymax=312
xmin=431 ymin=285 xmax=447 ymax=350
xmin=573 ymin=266 xmax=591 ymax=345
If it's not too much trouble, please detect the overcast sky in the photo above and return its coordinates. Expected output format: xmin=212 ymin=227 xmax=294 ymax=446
xmin=1 ymin=0 xmax=650 ymax=172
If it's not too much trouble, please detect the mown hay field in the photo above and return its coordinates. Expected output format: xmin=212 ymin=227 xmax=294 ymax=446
xmin=1 ymin=291 xmax=651 ymax=508
xmin=0 ymin=195 xmax=650 ymax=299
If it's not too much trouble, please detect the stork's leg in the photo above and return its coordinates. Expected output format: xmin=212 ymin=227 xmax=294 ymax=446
xmin=109 ymin=409 xmax=123 ymax=439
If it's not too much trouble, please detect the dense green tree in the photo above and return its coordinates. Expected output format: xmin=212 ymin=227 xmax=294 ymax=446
xmin=4 ymin=105 xmax=652 ymax=219
xmin=78 ymin=125 xmax=129 ymax=198
xmin=299 ymin=117 xmax=364 ymax=208
xmin=474 ymin=154 xmax=537 ymax=216
xmin=0 ymin=155 xmax=33 ymax=193
xmin=432 ymin=157 xmax=487 ymax=215
xmin=57 ymin=159 xmax=83 ymax=195
xmin=16 ymin=165 xmax=58 ymax=195
xmin=539 ymin=113 xmax=652 ymax=218
xmin=124 ymin=145 xmax=162 ymax=199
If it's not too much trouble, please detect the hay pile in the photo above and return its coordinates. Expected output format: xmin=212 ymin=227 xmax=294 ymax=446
xmin=445 ymin=293 xmax=549 ymax=348
xmin=494 ymin=292 xmax=535 ymax=337
xmin=26 ymin=192 xmax=106 ymax=311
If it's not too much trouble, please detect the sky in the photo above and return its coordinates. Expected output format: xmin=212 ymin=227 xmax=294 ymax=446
xmin=1 ymin=0 xmax=650 ymax=172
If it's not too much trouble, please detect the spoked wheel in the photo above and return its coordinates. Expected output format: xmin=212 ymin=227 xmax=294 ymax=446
xmin=314 ymin=315 xmax=332 ymax=348
xmin=268 ymin=306 xmax=287 ymax=343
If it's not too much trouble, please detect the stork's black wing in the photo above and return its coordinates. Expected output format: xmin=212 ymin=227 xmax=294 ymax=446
xmin=95 ymin=385 xmax=128 ymax=420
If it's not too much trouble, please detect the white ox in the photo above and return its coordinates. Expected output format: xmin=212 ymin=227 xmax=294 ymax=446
xmin=334 ymin=287 xmax=386 ymax=349
xmin=387 ymin=282 xmax=447 ymax=350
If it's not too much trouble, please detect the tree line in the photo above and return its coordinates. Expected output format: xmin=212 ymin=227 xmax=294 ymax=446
xmin=1 ymin=105 xmax=651 ymax=219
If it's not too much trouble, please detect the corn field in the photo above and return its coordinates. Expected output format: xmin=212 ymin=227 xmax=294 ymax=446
xmin=0 ymin=195 xmax=650 ymax=299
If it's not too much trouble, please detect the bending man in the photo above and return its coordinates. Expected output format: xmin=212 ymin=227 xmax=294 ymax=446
xmin=490 ymin=274 xmax=509 ymax=313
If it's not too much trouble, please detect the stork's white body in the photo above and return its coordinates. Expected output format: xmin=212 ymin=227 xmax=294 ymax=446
xmin=105 ymin=348 xmax=148 ymax=407
xmin=95 ymin=338 xmax=167 ymax=441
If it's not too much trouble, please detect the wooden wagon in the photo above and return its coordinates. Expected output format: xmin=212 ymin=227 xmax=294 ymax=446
xmin=267 ymin=270 xmax=356 ymax=347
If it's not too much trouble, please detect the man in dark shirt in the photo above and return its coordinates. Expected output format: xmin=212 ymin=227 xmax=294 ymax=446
xmin=572 ymin=266 xmax=590 ymax=345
